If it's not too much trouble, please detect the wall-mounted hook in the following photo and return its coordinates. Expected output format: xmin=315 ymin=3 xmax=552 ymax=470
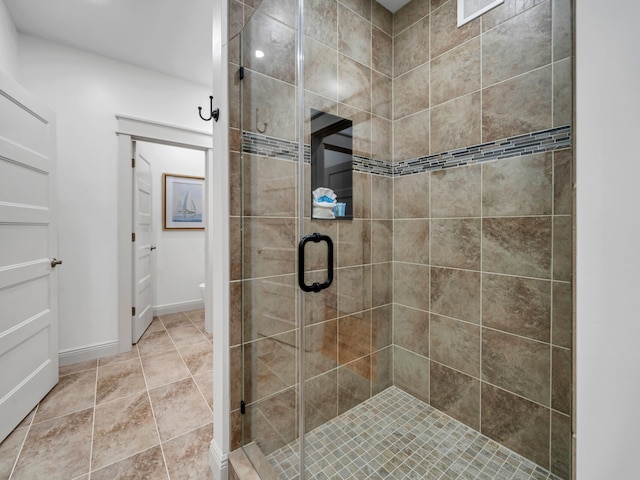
xmin=198 ymin=96 xmax=219 ymax=122
xmin=256 ymin=108 xmax=267 ymax=133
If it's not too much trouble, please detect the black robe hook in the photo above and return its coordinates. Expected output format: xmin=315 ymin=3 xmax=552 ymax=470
xmin=198 ymin=96 xmax=219 ymax=122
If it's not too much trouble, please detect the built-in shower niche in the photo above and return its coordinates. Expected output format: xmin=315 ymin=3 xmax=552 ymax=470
xmin=310 ymin=109 xmax=353 ymax=220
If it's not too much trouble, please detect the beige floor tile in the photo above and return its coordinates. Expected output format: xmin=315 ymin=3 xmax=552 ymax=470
xmin=149 ymin=378 xmax=212 ymax=442
xmin=184 ymin=309 xmax=205 ymax=330
xmin=92 ymin=392 xmax=159 ymax=470
xmin=159 ymin=312 xmax=189 ymax=329
xmin=137 ymin=330 xmax=177 ymax=357
xmin=166 ymin=324 xmax=208 ymax=348
xmin=96 ymin=358 xmax=146 ymax=405
xmin=141 ymin=350 xmax=191 ymax=389
xmin=146 ymin=318 xmax=168 ymax=334
xmin=91 ymin=445 xmax=168 ymax=480
xmin=163 ymin=423 xmax=214 ymax=480
xmin=12 ymin=408 xmax=93 ymax=480
xmin=34 ymin=369 xmax=96 ymax=423
xmin=178 ymin=340 xmax=213 ymax=376
xmin=193 ymin=372 xmax=214 ymax=410
xmin=0 ymin=425 xmax=28 ymax=479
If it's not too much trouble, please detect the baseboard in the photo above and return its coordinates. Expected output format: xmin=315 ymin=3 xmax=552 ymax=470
xmin=209 ymin=441 xmax=229 ymax=480
xmin=58 ymin=340 xmax=120 ymax=366
xmin=153 ymin=300 xmax=204 ymax=317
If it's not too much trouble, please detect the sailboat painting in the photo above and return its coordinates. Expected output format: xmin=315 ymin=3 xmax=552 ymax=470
xmin=163 ymin=173 xmax=205 ymax=230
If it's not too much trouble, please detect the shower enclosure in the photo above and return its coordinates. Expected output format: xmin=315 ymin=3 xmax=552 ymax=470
xmin=228 ymin=0 xmax=573 ymax=478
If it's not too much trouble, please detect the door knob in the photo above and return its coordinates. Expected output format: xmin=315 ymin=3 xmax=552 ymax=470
xmin=51 ymin=258 xmax=63 ymax=268
xmin=150 ymin=245 xmax=157 ymax=251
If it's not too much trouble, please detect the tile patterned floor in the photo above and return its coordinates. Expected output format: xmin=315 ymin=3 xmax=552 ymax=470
xmin=267 ymin=387 xmax=563 ymax=480
xmin=0 ymin=310 xmax=213 ymax=480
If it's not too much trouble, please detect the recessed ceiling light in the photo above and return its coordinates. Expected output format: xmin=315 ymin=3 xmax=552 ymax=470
xmin=255 ymin=50 xmax=264 ymax=58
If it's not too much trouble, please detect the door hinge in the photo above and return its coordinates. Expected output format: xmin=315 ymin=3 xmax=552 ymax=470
xmin=132 ymin=232 xmax=136 ymax=242
xmin=239 ymin=66 xmax=244 ymax=80
xmin=240 ymin=400 xmax=246 ymax=415
xmin=132 ymin=307 xmax=136 ymax=316
xmin=132 ymin=157 xmax=135 ymax=168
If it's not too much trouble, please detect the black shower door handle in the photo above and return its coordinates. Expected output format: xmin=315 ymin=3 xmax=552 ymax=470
xmin=298 ymin=233 xmax=333 ymax=293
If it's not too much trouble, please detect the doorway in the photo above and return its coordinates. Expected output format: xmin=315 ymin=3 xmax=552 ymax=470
xmin=116 ymin=115 xmax=213 ymax=351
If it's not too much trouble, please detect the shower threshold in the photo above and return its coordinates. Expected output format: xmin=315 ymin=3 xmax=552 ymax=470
xmin=266 ymin=386 xmax=563 ymax=480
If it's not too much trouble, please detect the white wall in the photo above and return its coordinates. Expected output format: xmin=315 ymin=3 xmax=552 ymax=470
xmin=576 ymin=2 xmax=640 ymax=478
xmin=136 ymin=141 xmax=205 ymax=311
xmin=16 ymin=35 xmax=210 ymax=354
xmin=0 ymin=0 xmax=18 ymax=79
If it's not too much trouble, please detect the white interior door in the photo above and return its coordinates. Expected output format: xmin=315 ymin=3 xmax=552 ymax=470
xmin=132 ymin=147 xmax=154 ymax=342
xmin=0 ymin=72 xmax=58 ymax=442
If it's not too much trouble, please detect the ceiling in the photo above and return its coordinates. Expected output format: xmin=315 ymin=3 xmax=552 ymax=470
xmin=4 ymin=0 xmax=409 ymax=89
xmin=4 ymin=0 xmax=214 ymax=88
xmin=377 ymin=0 xmax=411 ymax=12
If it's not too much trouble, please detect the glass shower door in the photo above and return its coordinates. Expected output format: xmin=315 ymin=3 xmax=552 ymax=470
xmin=234 ymin=0 xmax=393 ymax=476
xmin=234 ymin=0 xmax=302 ymax=475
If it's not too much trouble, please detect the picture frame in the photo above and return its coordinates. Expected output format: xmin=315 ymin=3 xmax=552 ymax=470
xmin=163 ymin=173 xmax=205 ymax=230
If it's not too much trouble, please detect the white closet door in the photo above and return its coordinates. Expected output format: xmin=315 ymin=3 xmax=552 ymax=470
xmin=0 ymin=72 xmax=59 ymax=442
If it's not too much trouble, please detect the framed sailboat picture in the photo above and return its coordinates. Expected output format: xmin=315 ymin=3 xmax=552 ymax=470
xmin=163 ymin=173 xmax=205 ymax=230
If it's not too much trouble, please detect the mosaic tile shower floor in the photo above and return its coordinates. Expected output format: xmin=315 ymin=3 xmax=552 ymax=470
xmin=266 ymin=387 xmax=562 ymax=480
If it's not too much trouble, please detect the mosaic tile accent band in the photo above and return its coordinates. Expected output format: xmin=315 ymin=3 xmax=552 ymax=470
xmin=394 ymin=125 xmax=572 ymax=176
xmin=241 ymin=125 xmax=571 ymax=178
xmin=266 ymin=387 xmax=563 ymax=480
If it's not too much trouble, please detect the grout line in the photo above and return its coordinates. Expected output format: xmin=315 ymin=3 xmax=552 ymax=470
xmin=549 ymin=149 xmax=557 ymax=470
xmin=7 ymin=404 xmax=39 ymax=480
xmin=86 ymin=365 xmax=98 ymax=480
xmin=139 ymin=327 xmax=173 ymax=480
xmin=479 ymin=159 xmax=484 ymax=433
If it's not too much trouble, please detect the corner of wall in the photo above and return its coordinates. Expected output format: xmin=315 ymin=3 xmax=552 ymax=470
xmin=0 ymin=0 xmax=19 ymax=81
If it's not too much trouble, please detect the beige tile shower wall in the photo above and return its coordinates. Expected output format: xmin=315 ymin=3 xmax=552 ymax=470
xmin=392 ymin=148 xmax=573 ymax=479
xmin=392 ymin=0 xmax=573 ymax=161
xmin=227 ymin=0 xmax=395 ymax=456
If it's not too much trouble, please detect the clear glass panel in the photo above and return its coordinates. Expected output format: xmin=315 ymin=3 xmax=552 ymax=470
xmin=236 ymin=0 xmax=301 ymax=476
